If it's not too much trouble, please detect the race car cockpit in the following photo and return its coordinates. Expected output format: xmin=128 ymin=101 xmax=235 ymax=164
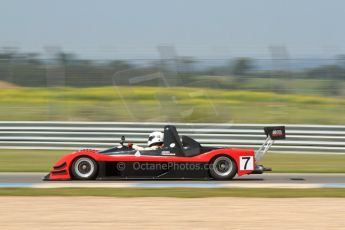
xmin=100 ymin=125 xmax=206 ymax=157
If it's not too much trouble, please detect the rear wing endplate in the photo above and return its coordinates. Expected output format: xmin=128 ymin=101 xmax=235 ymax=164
xmin=255 ymin=126 xmax=286 ymax=161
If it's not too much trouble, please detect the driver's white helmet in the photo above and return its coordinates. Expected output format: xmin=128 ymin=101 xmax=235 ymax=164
xmin=148 ymin=131 xmax=164 ymax=147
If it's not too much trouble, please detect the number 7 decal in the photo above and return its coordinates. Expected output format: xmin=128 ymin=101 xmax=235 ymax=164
xmin=240 ymin=156 xmax=254 ymax=170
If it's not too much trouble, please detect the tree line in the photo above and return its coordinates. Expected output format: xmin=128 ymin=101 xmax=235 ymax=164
xmin=1 ymin=50 xmax=345 ymax=95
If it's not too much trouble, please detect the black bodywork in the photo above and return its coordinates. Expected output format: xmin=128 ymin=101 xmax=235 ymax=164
xmin=96 ymin=125 xmax=217 ymax=180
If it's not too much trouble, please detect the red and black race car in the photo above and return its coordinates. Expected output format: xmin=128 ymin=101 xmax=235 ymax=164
xmin=44 ymin=125 xmax=285 ymax=180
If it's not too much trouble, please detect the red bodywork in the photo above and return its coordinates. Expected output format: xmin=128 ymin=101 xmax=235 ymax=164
xmin=47 ymin=148 xmax=256 ymax=180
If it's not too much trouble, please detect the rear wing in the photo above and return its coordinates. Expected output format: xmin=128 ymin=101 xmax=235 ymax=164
xmin=255 ymin=126 xmax=286 ymax=161
xmin=264 ymin=126 xmax=286 ymax=140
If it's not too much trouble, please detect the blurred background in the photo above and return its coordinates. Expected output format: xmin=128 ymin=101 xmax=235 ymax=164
xmin=0 ymin=0 xmax=344 ymax=125
xmin=0 ymin=0 xmax=345 ymax=189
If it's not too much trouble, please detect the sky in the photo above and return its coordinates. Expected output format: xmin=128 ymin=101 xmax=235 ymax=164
xmin=1 ymin=0 xmax=345 ymax=59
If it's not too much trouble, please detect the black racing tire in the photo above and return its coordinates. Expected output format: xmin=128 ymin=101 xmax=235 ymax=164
xmin=71 ymin=157 xmax=98 ymax=180
xmin=209 ymin=156 xmax=237 ymax=180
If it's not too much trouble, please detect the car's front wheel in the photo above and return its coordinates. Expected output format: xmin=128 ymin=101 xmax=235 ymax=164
xmin=209 ymin=156 xmax=237 ymax=180
xmin=71 ymin=157 xmax=98 ymax=180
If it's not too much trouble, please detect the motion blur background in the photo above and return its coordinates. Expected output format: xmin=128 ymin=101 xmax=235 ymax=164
xmin=0 ymin=0 xmax=344 ymax=124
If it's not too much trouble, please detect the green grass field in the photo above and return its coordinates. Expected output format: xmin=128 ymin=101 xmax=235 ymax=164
xmin=0 ymin=149 xmax=344 ymax=173
xmin=0 ymin=188 xmax=344 ymax=198
xmin=194 ymin=75 xmax=345 ymax=96
xmin=0 ymin=86 xmax=345 ymax=124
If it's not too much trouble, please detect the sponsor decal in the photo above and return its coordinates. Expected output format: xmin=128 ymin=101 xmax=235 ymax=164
xmin=161 ymin=151 xmax=176 ymax=156
xmin=272 ymin=129 xmax=283 ymax=136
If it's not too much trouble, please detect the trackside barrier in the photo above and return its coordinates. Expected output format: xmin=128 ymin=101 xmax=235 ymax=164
xmin=0 ymin=122 xmax=344 ymax=154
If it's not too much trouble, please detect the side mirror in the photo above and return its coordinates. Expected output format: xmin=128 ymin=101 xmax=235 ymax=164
xmin=120 ymin=135 xmax=125 ymax=145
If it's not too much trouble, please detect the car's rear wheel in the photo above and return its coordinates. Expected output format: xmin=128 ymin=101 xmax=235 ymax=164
xmin=71 ymin=157 xmax=98 ymax=180
xmin=209 ymin=156 xmax=237 ymax=180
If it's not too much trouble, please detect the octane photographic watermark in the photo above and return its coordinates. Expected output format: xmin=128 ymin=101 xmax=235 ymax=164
xmin=111 ymin=45 xmax=226 ymax=123
xmin=117 ymin=162 xmax=126 ymax=171
xmin=116 ymin=162 xmax=213 ymax=171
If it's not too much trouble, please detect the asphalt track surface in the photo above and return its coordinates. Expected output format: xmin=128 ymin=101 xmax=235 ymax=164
xmin=0 ymin=173 xmax=344 ymax=188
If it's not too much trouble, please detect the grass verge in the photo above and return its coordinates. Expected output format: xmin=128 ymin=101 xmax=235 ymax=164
xmin=0 ymin=149 xmax=66 ymax=172
xmin=1 ymin=86 xmax=345 ymax=123
xmin=0 ymin=149 xmax=345 ymax=173
xmin=0 ymin=188 xmax=344 ymax=198
xmin=260 ymin=153 xmax=345 ymax=173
